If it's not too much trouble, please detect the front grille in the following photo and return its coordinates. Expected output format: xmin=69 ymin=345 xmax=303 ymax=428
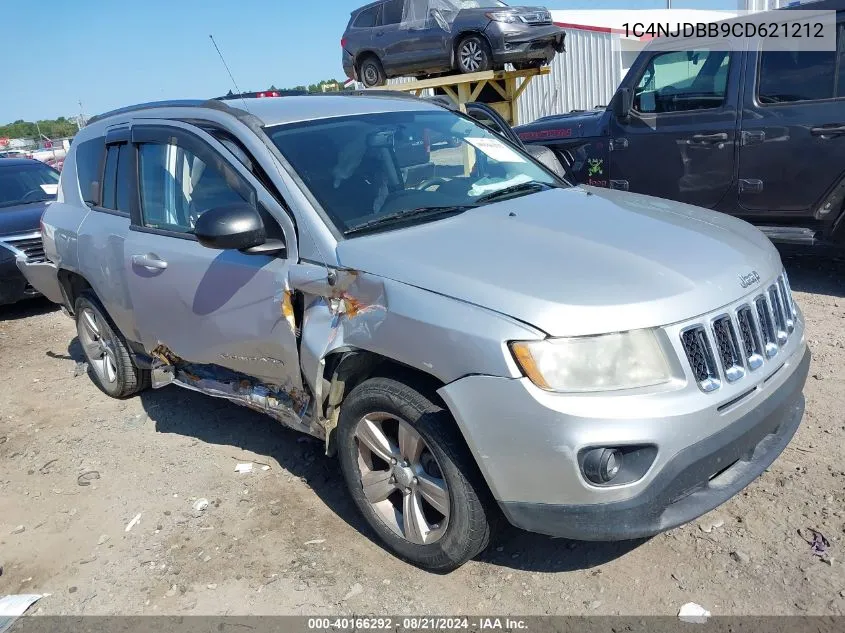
xmin=680 ymin=271 xmax=797 ymax=392
xmin=1 ymin=233 xmax=46 ymax=263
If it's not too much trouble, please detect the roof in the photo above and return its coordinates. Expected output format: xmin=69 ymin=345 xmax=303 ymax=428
xmin=89 ymin=93 xmax=444 ymax=128
xmin=0 ymin=158 xmax=43 ymax=167
xmin=235 ymin=94 xmax=443 ymax=126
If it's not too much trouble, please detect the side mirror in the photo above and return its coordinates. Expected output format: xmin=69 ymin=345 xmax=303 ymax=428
xmin=194 ymin=203 xmax=266 ymax=251
xmin=612 ymin=87 xmax=633 ymax=120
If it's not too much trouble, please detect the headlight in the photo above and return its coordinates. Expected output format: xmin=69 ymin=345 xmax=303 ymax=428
xmin=509 ymin=329 xmax=672 ymax=393
xmin=486 ymin=11 xmax=520 ymax=23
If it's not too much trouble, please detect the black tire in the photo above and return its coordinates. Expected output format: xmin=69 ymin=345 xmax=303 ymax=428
xmin=456 ymin=35 xmax=492 ymax=74
xmin=75 ymin=290 xmax=150 ymax=398
xmin=337 ymin=376 xmax=497 ymax=571
xmin=359 ymin=56 xmax=386 ymax=88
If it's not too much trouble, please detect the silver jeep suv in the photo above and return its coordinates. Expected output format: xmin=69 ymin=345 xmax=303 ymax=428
xmin=19 ymin=95 xmax=809 ymax=571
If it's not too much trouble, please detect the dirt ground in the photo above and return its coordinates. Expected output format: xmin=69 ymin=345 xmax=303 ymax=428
xmin=1 ymin=251 xmax=843 ymax=616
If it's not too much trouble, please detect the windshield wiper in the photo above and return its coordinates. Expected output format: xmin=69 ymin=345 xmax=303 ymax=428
xmin=345 ymin=205 xmax=474 ymax=236
xmin=475 ymin=181 xmax=557 ymax=204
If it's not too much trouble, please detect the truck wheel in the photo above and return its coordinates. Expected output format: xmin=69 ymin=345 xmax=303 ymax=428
xmin=337 ymin=376 xmax=496 ymax=571
xmin=75 ymin=290 xmax=150 ymax=398
xmin=457 ymin=35 xmax=492 ymax=74
xmin=359 ymin=56 xmax=386 ymax=88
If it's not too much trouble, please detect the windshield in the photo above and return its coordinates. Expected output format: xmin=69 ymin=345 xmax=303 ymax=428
xmin=266 ymin=109 xmax=561 ymax=236
xmin=0 ymin=162 xmax=60 ymax=208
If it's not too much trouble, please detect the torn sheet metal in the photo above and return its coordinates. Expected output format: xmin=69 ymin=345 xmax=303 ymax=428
xmin=174 ymin=361 xmax=312 ymax=435
xmin=149 ymin=343 xmax=313 ymax=436
xmin=290 ymin=264 xmax=388 ymax=426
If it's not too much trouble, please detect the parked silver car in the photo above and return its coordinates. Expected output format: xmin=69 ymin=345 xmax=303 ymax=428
xmin=19 ymin=95 xmax=809 ymax=571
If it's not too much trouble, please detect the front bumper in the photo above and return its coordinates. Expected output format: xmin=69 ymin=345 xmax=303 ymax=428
xmin=486 ymin=23 xmax=566 ymax=63
xmin=503 ymin=348 xmax=809 ymax=540
xmin=438 ymin=337 xmax=809 ymax=540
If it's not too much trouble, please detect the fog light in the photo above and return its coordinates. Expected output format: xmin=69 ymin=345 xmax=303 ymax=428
xmin=583 ymin=448 xmax=623 ymax=484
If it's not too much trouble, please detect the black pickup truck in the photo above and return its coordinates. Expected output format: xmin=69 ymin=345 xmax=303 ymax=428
xmin=515 ymin=1 xmax=845 ymax=249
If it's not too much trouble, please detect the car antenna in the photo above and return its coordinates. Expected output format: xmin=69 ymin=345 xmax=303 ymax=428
xmin=209 ymin=34 xmax=251 ymax=114
xmin=208 ymin=34 xmax=336 ymax=282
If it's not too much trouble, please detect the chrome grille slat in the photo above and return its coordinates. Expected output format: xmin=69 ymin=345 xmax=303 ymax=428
xmin=681 ymin=326 xmax=720 ymax=392
xmin=768 ymin=285 xmax=789 ymax=345
xmin=712 ymin=315 xmax=744 ymax=382
xmin=736 ymin=305 xmax=764 ymax=370
xmin=680 ymin=272 xmax=797 ymax=393
xmin=755 ymin=294 xmax=778 ymax=358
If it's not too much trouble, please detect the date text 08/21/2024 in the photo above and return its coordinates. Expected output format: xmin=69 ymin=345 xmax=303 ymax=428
xmin=307 ymin=617 xmax=528 ymax=630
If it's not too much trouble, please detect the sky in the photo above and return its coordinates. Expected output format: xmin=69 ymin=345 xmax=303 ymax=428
xmin=1 ymin=0 xmax=737 ymax=124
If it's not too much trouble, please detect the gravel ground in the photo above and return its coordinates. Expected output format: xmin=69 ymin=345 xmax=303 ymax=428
xmin=1 ymin=252 xmax=843 ymax=616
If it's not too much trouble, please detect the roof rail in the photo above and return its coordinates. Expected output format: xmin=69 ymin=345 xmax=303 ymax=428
xmin=87 ymin=99 xmax=240 ymax=125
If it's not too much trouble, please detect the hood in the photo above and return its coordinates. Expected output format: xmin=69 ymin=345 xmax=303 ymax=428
xmin=515 ymin=109 xmax=607 ymax=143
xmin=336 ymin=187 xmax=782 ymax=337
xmin=0 ymin=201 xmax=49 ymax=237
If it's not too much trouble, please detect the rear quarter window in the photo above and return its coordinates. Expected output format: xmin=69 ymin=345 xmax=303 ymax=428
xmin=74 ymin=136 xmax=106 ymax=205
xmin=354 ymin=5 xmax=380 ymax=27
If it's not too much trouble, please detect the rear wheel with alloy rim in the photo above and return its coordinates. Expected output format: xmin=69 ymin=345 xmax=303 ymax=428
xmin=337 ymin=376 xmax=496 ymax=570
xmin=75 ymin=290 xmax=149 ymax=398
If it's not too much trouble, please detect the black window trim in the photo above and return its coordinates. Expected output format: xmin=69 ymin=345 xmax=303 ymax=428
xmin=88 ymin=130 xmax=133 ymax=218
xmin=128 ymin=123 xmax=258 ymax=242
xmin=630 ymin=47 xmax=736 ymax=118
xmin=753 ymin=19 xmax=845 ymax=108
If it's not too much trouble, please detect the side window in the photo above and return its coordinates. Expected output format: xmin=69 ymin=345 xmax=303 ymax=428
xmin=354 ymin=5 xmax=380 ymax=28
xmin=634 ymin=49 xmax=731 ymax=114
xmin=137 ymin=140 xmax=249 ymax=234
xmin=381 ymin=0 xmax=403 ymax=25
xmin=74 ymin=136 xmax=106 ymax=205
xmin=758 ymin=22 xmax=843 ymax=103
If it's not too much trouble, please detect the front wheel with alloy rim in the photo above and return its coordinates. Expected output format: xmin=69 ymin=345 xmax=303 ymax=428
xmin=337 ymin=376 xmax=497 ymax=571
xmin=75 ymin=291 xmax=150 ymax=398
xmin=456 ymin=35 xmax=492 ymax=74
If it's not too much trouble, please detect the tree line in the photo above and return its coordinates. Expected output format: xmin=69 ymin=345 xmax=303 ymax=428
xmin=0 ymin=117 xmax=79 ymax=141
xmin=3 ymin=79 xmax=350 ymax=140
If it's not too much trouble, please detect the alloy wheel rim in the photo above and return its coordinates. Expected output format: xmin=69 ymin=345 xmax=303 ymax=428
xmin=354 ymin=412 xmax=450 ymax=545
xmin=78 ymin=308 xmax=118 ymax=384
xmin=460 ymin=41 xmax=482 ymax=71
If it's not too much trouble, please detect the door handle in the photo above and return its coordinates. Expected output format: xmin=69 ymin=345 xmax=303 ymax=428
xmin=131 ymin=254 xmax=168 ymax=270
xmin=375 ymin=31 xmax=385 ymax=37
xmin=690 ymin=132 xmax=728 ymax=144
xmin=811 ymin=125 xmax=845 ymax=137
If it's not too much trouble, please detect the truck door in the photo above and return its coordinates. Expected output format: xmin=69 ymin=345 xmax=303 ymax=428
xmin=608 ymin=47 xmax=740 ymax=208
xmin=735 ymin=16 xmax=845 ymax=224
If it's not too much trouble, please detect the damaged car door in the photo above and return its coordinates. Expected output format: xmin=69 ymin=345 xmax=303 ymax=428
xmin=123 ymin=122 xmax=308 ymax=425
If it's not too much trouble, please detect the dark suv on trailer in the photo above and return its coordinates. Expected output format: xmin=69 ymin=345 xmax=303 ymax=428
xmin=515 ymin=2 xmax=845 ymax=250
xmin=342 ymin=0 xmax=565 ymax=87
